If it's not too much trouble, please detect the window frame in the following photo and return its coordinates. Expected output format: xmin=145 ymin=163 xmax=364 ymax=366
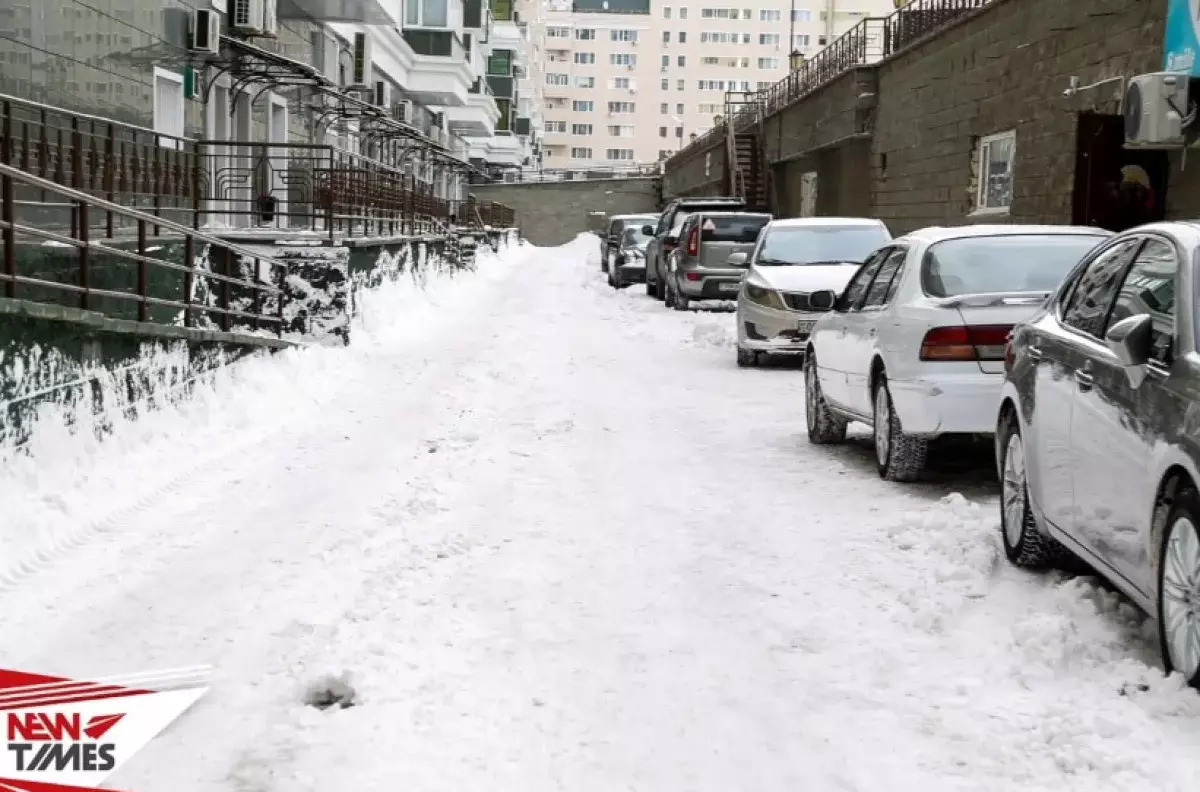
xmin=859 ymin=246 xmax=910 ymax=311
xmin=1056 ymin=237 xmax=1142 ymax=340
xmin=1101 ymin=234 xmax=1181 ymax=368
xmin=837 ymin=247 xmax=891 ymax=312
xmin=973 ymin=129 xmax=1016 ymax=215
xmin=152 ymin=67 xmax=185 ymax=150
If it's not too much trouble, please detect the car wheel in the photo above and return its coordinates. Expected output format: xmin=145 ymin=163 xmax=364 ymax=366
xmin=601 ymin=254 xmax=609 ymax=273
xmin=673 ymin=280 xmax=690 ymax=311
xmin=804 ymin=353 xmax=847 ymax=444
xmin=1157 ymin=484 xmax=1200 ymax=688
xmin=736 ymin=346 xmax=758 ymax=368
xmin=997 ymin=411 xmax=1069 ymax=568
xmin=645 ymin=268 xmax=656 ymax=296
xmin=872 ymin=374 xmax=927 ymax=482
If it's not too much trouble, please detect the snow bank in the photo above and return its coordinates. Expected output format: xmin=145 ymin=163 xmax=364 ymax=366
xmin=0 ymin=238 xmax=528 ymax=588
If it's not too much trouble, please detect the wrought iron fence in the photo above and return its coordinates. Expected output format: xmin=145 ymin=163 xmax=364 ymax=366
xmin=472 ymin=164 xmax=661 ymax=184
xmin=665 ymin=0 xmax=994 ymax=168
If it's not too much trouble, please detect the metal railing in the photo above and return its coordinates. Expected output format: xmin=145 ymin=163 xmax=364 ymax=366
xmin=665 ymin=0 xmax=993 ymax=167
xmin=0 ymin=161 xmax=288 ymax=333
xmin=465 ymin=197 xmax=515 ymax=227
xmin=474 ymin=164 xmax=661 ymax=184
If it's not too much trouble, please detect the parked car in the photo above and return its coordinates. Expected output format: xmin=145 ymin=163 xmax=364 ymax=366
xmin=994 ymin=221 xmax=1200 ymax=686
xmin=734 ymin=217 xmax=892 ymax=367
xmin=643 ymin=197 xmax=746 ymax=300
xmin=664 ymin=211 xmax=772 ymax=310
xmin=602 ymin=213 xmax=657 ymax=274
xmin=608 ymin=225 xmax=654 ymax=288
xmin=803 ymin=224 xmax=1111 ymax=481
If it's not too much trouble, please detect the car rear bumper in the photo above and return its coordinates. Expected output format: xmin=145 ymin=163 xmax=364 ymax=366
xmin=887 ymin=373 xmax=1004 ymax=436
xmin=618 ymin=262 xmax=646 ymax=281
xmin=677 ymin=268 xmax=744 ymax=299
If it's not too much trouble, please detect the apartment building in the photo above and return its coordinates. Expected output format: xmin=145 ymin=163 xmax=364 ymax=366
xmin=0 ymin=0 xmax=534 ymax=215
xmin=529 ymin=0 xmax=897 ymax=169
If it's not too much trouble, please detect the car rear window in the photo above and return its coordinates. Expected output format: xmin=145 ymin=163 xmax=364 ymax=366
xmin=922 ymin=234 xmax=1109 ymax=297
xmin=700 ymin=215 xmax=770 ymax=243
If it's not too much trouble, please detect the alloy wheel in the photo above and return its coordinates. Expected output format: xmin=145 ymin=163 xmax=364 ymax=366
xmin=1162 ymin=516 xmax=1200 ymax=680
xmin=873 ymin=386 xmax=891 ymax=466
xmin=1002 ymin=433 xmax=1027 ymax=547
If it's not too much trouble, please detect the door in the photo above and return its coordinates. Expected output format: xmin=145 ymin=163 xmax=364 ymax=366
xmin=1072 ymin=112 xmax=1168 ymax=232
xmin=1032 ymin=238 xmax=1139 ymax=533
xmin=817 ymin=248 xmax=890 ymax=409
xmin=1069 ymin=236 xmax=1177 ymax=590
xmin=841 ymin=246 xmax=907 ymax=416
xmin=268 ymin=98 xmax=289 ymax=228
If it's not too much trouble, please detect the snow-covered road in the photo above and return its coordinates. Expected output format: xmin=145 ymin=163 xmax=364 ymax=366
xmin=4 ymin=235 xmax=1200 ymax=791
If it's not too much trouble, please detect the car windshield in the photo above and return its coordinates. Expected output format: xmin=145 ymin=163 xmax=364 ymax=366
xmin=700 ymin=215 xmax=770 ymax=243
xmin=922 ymin=234 xmax=1109 ymax=297
xmin=622 ymin=226 xmax=651 ymax=246
xmin=755 ymin=225 xmax=891 ymax=266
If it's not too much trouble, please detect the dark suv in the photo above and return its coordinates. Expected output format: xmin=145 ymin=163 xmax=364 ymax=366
xmin=642 ymin=197 xmax=746 ymax=300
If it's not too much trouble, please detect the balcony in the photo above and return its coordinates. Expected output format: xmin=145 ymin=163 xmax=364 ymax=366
xmin=278 ymin=0 xmax=395 ymax=23
xmin=402 ymin=29 xmax=473 ymax=107
xmin=447 ymin=80 xmax=501 ymax=136
xmin=487 ymin=75 xmax=515 ymax=99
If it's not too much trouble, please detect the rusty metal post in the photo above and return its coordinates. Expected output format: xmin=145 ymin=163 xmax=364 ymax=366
xmin=105 ymin=124 xmax=115 ymax=238
xmin=1 ymin=100 xmax=13 ymax=299
xmin=136 ymin=219 xmax=148 ymax=322
xmin=78 ymin=202 xmax=90 ymax=310
xmin=219 ymin=246 xmax=232 ymax=332
xmin=252 ymin=258 xmax=262 ymax=330
xmin=183 ymin=234 xmax=195 ymax=328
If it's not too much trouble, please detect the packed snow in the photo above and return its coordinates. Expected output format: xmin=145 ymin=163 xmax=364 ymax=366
xmin=3 ymin=234 xmax=1200 ymax=791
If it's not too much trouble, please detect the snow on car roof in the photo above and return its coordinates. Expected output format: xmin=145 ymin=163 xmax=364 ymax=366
xmin=768 ymin=217 xmax=886 ymax=228
xmin=899 ymin=224 xmax=1111 ymax=244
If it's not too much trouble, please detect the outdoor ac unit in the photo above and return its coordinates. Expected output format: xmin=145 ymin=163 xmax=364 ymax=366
xmin=350 ymin=32 xmax=373 ymax=88
xmin=393 ymin=100 xmax=411 ymax=123
xmin=1124 ymin=72 xmax=1190 ymax=149
xmin=231 ymin=0 xmax=273 ymax=35
xmin=189 ymin=8 xmax=220 ymax=53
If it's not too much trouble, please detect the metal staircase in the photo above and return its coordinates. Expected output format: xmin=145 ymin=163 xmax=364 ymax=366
xmin=723 ymin=92 xmax=769 ymax=213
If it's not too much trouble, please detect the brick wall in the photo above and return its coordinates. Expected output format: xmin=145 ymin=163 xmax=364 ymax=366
xmin=470 ymin=177 xmax=661 ymax=245
xmin=661 ymin=137 xmax=725 ymax=199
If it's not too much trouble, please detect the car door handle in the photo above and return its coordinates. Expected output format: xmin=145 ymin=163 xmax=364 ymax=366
xmin=1027 ymin=345 xmax=1042 ymax=362
xmin=1074 ymin=369 xmax=1094 ymax=390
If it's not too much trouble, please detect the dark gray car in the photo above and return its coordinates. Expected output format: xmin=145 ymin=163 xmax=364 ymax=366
xmin=602 ymin=213 xmax=656 ymax=274
xmin=608 ymin=225 xmax=653 ymax=288
xmin=996 ymin=221 xmax=1200 ymax=687
xmin=642 ymin=196 xmax=746 ymax=301
xmin=664 ymin=212 xmax=772 ymax=310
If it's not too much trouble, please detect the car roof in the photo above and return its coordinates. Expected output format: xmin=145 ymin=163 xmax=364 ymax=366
xmin=686 ymin=211 xmax=772 ymax=219
xmin=766 ymin=217 xmax=886 ymax=229
xmin=609 ymin=214 xmax=655 ymax=222
xmin=897 ymin=224 xmax=1111 ymax=244
xmin=675 ymin=197 xmax=745 ymax=205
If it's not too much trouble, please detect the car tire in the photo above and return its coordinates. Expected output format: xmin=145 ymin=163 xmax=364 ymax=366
xmin=736 ymin=346 xmax=758 ymax=368
xmin=1157 ymin=484 xmax=1200 ymax=688
xmin=872 ymin=374 xmax=927 ymax=482
xmin=804 ymin=353 xmax=847 ymax=444
xmin=664 ymin=277 xmax=676 ymax=308
xmin=645 ymin=268 xmax=656 ymax=296
xmin=997 ymin=410 xmax=1070 ymax=568
xmin=673 ymin=279 xmax=690 ymax=311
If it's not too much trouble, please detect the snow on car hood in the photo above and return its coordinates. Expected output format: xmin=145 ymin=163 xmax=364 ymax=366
xmin=751 ymin=264 xmax=859 ymax=293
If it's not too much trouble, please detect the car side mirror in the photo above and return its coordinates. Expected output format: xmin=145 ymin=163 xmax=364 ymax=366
xmin=809 ymin=289 xmax=838 ymax=311
xmin=641 ymin=225 xmax=655 ymax=235
xmin=1105 ymin=313 xmax=1155 ymax=386
xmin=726 ymin=251 xmax=749 ymax=266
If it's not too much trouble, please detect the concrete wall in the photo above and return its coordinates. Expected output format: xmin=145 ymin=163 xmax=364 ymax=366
xmin=471 ymin=178 xmax=662 ymax=246
xmin=661 ymin=138 xmax=727 ymax=200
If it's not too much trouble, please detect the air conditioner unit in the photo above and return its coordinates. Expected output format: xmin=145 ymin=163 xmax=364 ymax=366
xmin=1124 ymin=72 xmax=1190 ymax=149
xmin=350 ymin=32 xmax=372 ymax=88
xmin=189 ymin=8 xmax=220 ymax=53
xmin=393 ymin=100 xmax=412 ymax=123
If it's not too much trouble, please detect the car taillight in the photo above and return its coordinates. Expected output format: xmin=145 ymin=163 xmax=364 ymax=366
xmin=686 ymin=224 xmax=699 ymax=256
xmin=919 ymin=325 xmax=1013 ymax=362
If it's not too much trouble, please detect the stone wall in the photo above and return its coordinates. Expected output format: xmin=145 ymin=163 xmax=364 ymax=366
xmin=471 ymin=179 xmax=661 ymax=246
xmin=661 ymin=138 xmax=727 ymax=200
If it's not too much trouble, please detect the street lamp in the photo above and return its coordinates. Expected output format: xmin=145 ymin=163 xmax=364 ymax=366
xmin=789 ymin=50 xmax=805 ymax=71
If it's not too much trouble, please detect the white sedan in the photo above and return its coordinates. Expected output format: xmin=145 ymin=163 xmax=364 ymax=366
xmin=734 ymin=217 xmax=892 ymax=367
xmin=803 ymin=224 xmax=1112 ymax=481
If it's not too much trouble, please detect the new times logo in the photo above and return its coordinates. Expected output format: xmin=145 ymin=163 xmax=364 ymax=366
xmin=6 ymin=711 xmax=123 ymax=773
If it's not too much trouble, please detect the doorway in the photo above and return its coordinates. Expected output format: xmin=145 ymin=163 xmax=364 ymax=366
xmin=1072 ymin=112 xmax=1168 ymax=232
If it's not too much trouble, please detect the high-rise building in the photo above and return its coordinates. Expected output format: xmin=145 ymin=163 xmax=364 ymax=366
xmin=524 ymin=0 xmax=900 ymax=169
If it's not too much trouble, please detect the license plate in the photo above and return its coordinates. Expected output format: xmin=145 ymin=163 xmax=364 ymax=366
xmin=719 ymin=282 xmax=741 ymax=294
xmin=796 ymin=320 xmax=815 ymax=334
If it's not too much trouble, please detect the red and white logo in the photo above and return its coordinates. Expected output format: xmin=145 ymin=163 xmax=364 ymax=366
xmin=0 ymin=666 xmax=210 ymax=792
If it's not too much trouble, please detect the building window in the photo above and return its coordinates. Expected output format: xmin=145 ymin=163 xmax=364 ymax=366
xmin=661 ymin=54 xmax=670 ymax=67
xmin=760 ymin=33 xmax=780 ymax=46
xmin=663 ymin=30 xmax=670 ymax=43
xmin=742 ymin=33 xmax=751 ymax=44
xmin=572 ymin=123 xmax=593 ymax=135
xmin=576 ymin=28 xmax=595 ymax=39
xmin=606 ymin=148 xmax=635 ymax=161
xmin=607 ymin=101 xmax=636 ymax=113
xmin=152 ymin=67 xmax=185 ymax=149
xmin=611 ymin=29 xmax=638 ymax=41
xmin=700 ymin=32 xmax=737 ymax=44
xmin=661 ymin=78 xmax=669 ymax=90
xmin=613 ymin=77 xmax=631 ymax=89
xmin=659 ymin=126 xmax=667 ymax=137
xmin=678 ymin=31 xmax=687 ymax=43
xmin=405 ymin=0 xmax=449 ymax=26
xmin=664 ymin=5 xmax=671 ymax=17
xmin=660 ymin=102 xmax=669 ymax=113
xmin=699 ymin=103 xmax=721 ymax=114
xmin=546 ymin=73 xmax=569 ymax=86
xmin=575 ymin=75 xmax=595 ymax=87
xmin=760 ymin=9 xmax=780 ymax=21
xmin=757 ymin=57 xmax=778 ymax=69
xmin=675 ymin=126 xmax=683 ymax=138
xmin=792 ymin=9 xmax=811 ymax=21
xmin=571 ymin=147 xmax=592 ymax=159
xmin=794 ymin=34 xmax=811 ymax=49
xmin=488 ymin=49 xmax=513 ymax=75
xmin=545 ymin=120 xmax=567 ymax=132
xmin=547 ymin=26 xmax=570 ymax=37
xmin=677 ymin=79 xmax=685 ymax=90
xmin=574 ymin=52 xmax=595 ymax=64
xmin=680 ymin=7 xmax=687 ymax=18
xmin=701 ymin=7 xmax=741 ymax=18
xmin=818 ymin=35 xmax=827 ymax=45
xmin=572 ymin=100 xmax=594 ymax=111
xmin=607 ymin=125 xmax=635 ymax=137
xmin=675 ymin=102 xmax=684 ymax=114
xmin=612 ymin=53 xmax=637 ymax=66
xmin=756 ymin=81 xmax=772 ymax=89
xmin=974 ymin=130 xmax=1016 ymax=213
xmin=677 ymin=55 xmax=685 ymax=66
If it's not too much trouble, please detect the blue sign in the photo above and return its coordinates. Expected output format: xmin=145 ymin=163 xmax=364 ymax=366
xmin=1164 ymin=0 xmax=1200 ymax=75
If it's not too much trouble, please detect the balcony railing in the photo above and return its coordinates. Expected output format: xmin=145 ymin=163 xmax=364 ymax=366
xmin=465 ymin=196 xmax=515 ymax=227
xmin=487 ymin=75 xmax=516 ymax=99
xmin=403 ymin=29 xmax=467 ymax=61
xmin=665 ymin=0 xmax=992 ymax=167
